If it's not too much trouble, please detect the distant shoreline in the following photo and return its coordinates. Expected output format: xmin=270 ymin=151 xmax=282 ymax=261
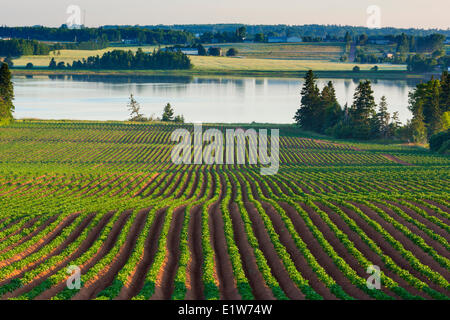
xmin=11 ymin=68 xmax=435 ymax=80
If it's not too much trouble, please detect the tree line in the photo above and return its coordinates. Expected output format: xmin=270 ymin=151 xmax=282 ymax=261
xmin=0 ymin=26 xmax=194 ymax=44
xmin=140 ymin=24 xmax=450 ymax=39
xmin=51 ymin=39 xmax=110 ymax=51
xmin=49 ymin=49 xmax=192 ymax=70
xmin=0 ymin=38 xmax=111 ymax=59
xmin=0 ymin=39 xmax=51 ymax=57
xmin=294 ymin=70 xmax=449 ymax=143
xmin=199 ymin=27 xmax=247 ymax=43
xmin=0 ymin=62 xmax=14 ymax=125
xmin=3 ymin=25 xmax=448 ymax=45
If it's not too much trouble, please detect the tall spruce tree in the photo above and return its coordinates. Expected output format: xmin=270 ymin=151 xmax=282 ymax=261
xmin=377 ymin=96 xmax=391 ymax=139
xmin=350 ymin=80 xmax=377 ymax=139
xmin=0 ymin=62 xmax=14 ymax=123
xmin=294 ymin=70 xmax=321 ymax=131
xmin=162 ymin=103 xmax=175 ymax=122
xmin=321 ymin=81 xmax=342 ymax=132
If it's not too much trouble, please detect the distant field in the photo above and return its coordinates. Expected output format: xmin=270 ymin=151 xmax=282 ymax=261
xmin=204 ymin=42 xmax=346 ymax=61
xmin=12 ymin=46 xmax=161 ymax=67
xmin=13 ymin=45 xmax=406 ymax=72
xmin=190 ymin=55 xmax=406 ymax=72
xmin=357 ymin=44 xmax=397 ymax=54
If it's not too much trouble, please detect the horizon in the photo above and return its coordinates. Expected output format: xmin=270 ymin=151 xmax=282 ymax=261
xmin=2 ymin=23 xmax=450 ymax=32
xmin=0 ymin=0 xmax=449 ymax=30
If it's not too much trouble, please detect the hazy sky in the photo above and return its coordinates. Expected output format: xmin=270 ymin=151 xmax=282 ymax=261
xmin=1 ymin=0 xmax=449 ymax=29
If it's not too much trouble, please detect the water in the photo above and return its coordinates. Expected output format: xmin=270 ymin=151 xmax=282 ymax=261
xmin=12 ymin=75 xmax=421 ymax=124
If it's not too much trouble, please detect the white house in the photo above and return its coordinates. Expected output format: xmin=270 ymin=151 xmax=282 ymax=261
xmin=286 ymin=36 xmax=302 ymax=43
xmin=180 ymin=49 xmax=198 ymax=55
xmin=369 ymin=39 xmax=392 ymax=45
xmin=122 ymin=39 xmax=138 ymax=45
xmin=268 ymin=37 xmax=286 ymax=43
xmin=268 ymin=36 xmax=302 ymax=43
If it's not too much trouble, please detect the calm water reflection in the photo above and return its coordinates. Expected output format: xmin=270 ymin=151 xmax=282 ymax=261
xmin=13 ymin=75 xmax=421 ymax=123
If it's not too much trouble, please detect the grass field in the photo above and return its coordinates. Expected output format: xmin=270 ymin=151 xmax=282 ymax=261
xmin=189 ymin=55 xmax=405 ymax=72
xmin=12 ymin=44 xmax=407 ymax=72
xmin=12 ymin=46 xmax=162 ymax=67
xmin=0 ymin=120 xmax=448 ymax=300
xmin=204 ymin=42 xmax=346 ymax=61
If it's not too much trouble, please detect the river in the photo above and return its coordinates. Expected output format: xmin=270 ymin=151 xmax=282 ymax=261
xmin=12 ymin=74 xmax=421 ymax=124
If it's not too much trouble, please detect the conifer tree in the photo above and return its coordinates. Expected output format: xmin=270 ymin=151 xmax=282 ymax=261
xmin=127 ymin=94 xmax=145 ymax=122
xmin=0 ymin=62 xmax=14 ymax=123
xmin=294 ymin=70 xmax=321 ymax=131
xmin=377 ymin=96 xmax=391 ymax=138
xmin=162 ymin=103 xmax=175 ymax=122
xmin=350 ymin=80 xmax=377 ymax=139
xmin=321 ymin=81 xmax=342 ymax=132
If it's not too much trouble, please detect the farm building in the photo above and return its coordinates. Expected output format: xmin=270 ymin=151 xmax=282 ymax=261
xmin=121 ymin=39 xmax=138 ymax=45
xmin=286 ymin=36 xmax=303 ymax=43
xmin=180 ymin=48 xmax=198 ymax=55
xmin=268 ymin=36 xmax=302 ymax=43
xmin=161 ymin=47 xmax=199 ymax=55
xmin=268 ymin=37 xmax=286 ymax=43
xmin=369 ymin=39 xmax=392 ymax=45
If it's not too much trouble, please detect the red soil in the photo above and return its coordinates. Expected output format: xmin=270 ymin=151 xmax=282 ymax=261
xmin=185 ymin=205 xmax=205 ymax=300
xmin=151 ymin=206 xmax=187 ymax=300
xmin=116 ymin=208 xmax=167 ymax=300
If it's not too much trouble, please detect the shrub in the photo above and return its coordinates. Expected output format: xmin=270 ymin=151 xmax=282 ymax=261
xmin=226 ymin=48 xmax=238 ymax=57
xmin=208 ymin=47 xmax=222 ymax=56
xmin=429 ymin=129 xmax=450 ymax=153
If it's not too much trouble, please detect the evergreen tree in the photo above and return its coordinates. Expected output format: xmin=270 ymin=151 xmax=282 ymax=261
xmin=197 ymin=44 xmax=207 ymax=56
xmin=174 ymin=114 xmax=185 ymax=123
xmin=344 ymin=32 xmax=352 ymax=43
xmin=389 ymin=111 xmax=402 ymax=137
xmin=127 ymin=94 xmax=145 ymax=122
xmin=4 ymin=56 xmax=13 ymax=67
xmin=350 ymin=80 xmax=377 ymax=139
xmin=294 ymin=70 xmax=321 ymax=131
xmin=49 ymin=57 xmax=57 ymax=69
xmin=0 ymin=62 xmax=14 ymax=123
xmin=321 ymin=81 xmax=342 ymax=132
xmin=162 ymin=103 xmax=175 ymax=122
xmin=321 ymin=81 xmax=337 ymax=104
xmin=343 ymin=103 xmax=350 ymax=123
xmin=377 ymin=96 xmax=391 ymax=138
